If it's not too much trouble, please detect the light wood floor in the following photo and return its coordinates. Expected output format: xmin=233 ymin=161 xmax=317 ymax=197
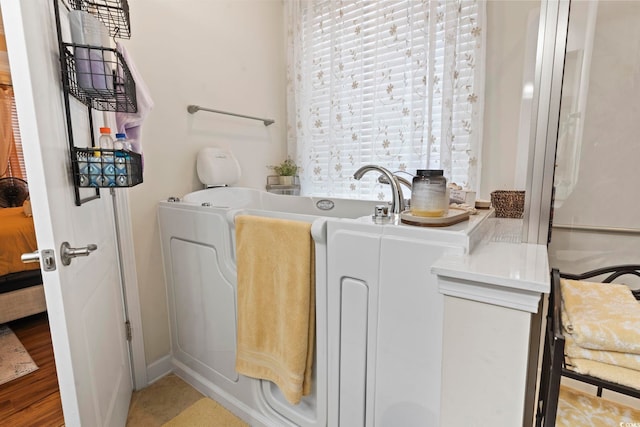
xmin=0 ymin=312 xmax=64 ymax=427
xmin=0 ymin=314 xmax=220 ymax=427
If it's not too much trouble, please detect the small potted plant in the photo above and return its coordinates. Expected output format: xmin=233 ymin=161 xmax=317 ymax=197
xmin=269 ymin=157 xmax=298 ymax=185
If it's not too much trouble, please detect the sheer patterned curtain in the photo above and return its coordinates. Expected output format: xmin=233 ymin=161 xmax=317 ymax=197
xmin=286 ymin=0 xmax=485 ymax=199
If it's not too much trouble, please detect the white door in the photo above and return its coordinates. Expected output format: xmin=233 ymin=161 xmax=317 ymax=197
xmin=1 ymin=1 xmax=133 ymax=426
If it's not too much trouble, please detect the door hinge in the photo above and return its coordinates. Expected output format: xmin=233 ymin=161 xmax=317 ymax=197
xmin=125 ymin=320 xmax=132 ymax=341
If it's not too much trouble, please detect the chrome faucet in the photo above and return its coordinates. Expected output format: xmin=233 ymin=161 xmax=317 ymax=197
xmin=353 ymin=165 xmax=405 ymax=215
xmin=378 ymin=172 xmax=413 ymax=208
xmin=377 ymin=173 xmax=412 ymax=192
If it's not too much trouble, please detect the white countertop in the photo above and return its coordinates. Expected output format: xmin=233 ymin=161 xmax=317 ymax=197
xmin=431 ymin=219 xmax=550 ymax=313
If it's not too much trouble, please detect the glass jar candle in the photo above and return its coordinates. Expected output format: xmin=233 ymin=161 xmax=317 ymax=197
xmin=410 ymin=169 xmax=448 ymax=217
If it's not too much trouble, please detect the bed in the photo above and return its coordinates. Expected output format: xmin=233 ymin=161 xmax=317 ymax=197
xmin=0 ymin=206 xmax=46 ymax=324
xmin=536 ymin=265 xmax=640 ymax=426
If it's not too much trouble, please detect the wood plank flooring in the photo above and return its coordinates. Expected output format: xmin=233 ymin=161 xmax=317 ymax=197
xmin=0 ymin=313 xmax=64 ymax=427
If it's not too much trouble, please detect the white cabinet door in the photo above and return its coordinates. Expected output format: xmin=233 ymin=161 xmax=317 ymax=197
xmin=2 ymin=1 xmax=132 ymax=425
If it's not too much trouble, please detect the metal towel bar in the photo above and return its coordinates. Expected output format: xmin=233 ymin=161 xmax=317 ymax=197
xmin=552 ymin=223 xmax=640 ymax=234
xmin=187 ymin=104 xmax=274 ymax=126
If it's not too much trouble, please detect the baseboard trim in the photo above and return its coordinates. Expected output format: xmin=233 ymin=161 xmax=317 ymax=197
xmin=146 ymin=354 xmax=172 ymax=384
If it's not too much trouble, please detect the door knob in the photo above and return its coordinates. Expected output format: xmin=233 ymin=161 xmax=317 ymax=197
xmin=21 ymin=249 xmax=57 ymax=271
xmin=61 ymin=241 xmax=98 ymax=266
xmin=21 ymin=250 xmax=40 ymax=264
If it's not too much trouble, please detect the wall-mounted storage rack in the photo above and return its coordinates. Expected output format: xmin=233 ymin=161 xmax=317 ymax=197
xmin=64 ymin=0 xmax=131 ymax=39
xmin=61 ymin=43 xmax=137 ymax=112
xmin=54 ymin=0 xmax=140 ymax=206
xmin=73 ymin=148 xmax=143 ymax=188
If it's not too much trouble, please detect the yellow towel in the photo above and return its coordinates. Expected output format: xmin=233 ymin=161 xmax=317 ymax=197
xmin=565 ymin=334 xmax=640 ymax=372
xmin=234 ymin=215 xmax=315 ymax=405
xmin=565 ymin=356 xmax=640 ymax=390
xmin=557 ymin=385 xmax=640 ymax=427
xmin=561 ymin=278 xmax=640 ymax=354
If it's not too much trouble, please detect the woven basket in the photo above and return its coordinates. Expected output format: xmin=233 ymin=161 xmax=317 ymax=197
xmin=490 ymin=191 xmax=525 ymax=218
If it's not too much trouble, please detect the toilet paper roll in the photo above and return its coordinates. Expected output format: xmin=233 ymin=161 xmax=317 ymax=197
xmin=116 ymin=174 xmax=129 ymax=187
xmin=115 ymin=157 xmax=127 ymax=174
xmin=81 ymin=162 xmax=99 ymax=174
xmin=89 ymin=174 xmax=102 ymax=187
xmin=94 ymin=174 xmax=115 ymax=187
xmin=102 ymin=162 xmax=117 ymax=178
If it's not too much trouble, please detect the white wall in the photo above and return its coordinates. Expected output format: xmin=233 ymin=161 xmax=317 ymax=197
xmin=481 ymin=0 xmax=540 ymax=200
xmin=123 ymin=0 xmax=287 ymax=364
xmin=123 ymin=0 xmax=540 ymax=368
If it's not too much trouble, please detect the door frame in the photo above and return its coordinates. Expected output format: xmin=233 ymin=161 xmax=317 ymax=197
xmin=522 ymin=0 xmax=570 ymax=245
xmin=113 ymin=189 xmax=148 ymax=389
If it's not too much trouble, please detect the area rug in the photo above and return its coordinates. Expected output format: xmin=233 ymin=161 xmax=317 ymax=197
xmin=0 ymin=324 xmax=38 ymax=385
xmin=161 ymin=397 xmax=248 ymax=427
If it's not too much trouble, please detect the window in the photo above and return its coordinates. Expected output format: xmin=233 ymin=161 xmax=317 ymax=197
xmin=286 ymin=0 xmax=485 ymax=199
xmin=0 ymin=87 xmax=26 ymax=179
xmin=0 ymin=13 xmax=26 ymax=180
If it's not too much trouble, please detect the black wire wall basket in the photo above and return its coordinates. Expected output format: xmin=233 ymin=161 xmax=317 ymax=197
xmin=72 ymin=147 xmax=143 ymax=188
xmin=62 ymin=43 xmax=137 ymax=113
xmin=64 ymin=0 xmax=131 ymax=39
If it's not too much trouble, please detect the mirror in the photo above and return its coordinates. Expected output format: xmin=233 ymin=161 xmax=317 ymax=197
xmin=548 ymin=0 xmax=640 ymax=275
xmin=553 ymin=1 xmax=597 ymax=207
